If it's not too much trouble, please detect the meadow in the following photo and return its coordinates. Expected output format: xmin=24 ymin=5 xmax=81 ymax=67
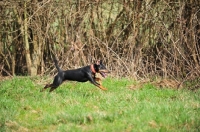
xmin=0 ymin=77 xmax=199 ymax=132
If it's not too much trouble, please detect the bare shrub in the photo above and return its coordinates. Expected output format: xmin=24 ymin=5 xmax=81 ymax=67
xmin=0 ymin=0 xmax=199 ymax=85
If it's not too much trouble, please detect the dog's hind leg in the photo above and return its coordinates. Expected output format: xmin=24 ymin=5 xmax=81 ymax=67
xmin=49 ymin=86 xmax=59 ymax=92
xmin=42 ymin=74 xmax=63 ymax=92
xmin=41 ymin=83 xmax=59 ymax=92
xmin=49 ymin=74 xmax=63 ymax=92
xmin=41 ymin=84 xmax=52 ymax=92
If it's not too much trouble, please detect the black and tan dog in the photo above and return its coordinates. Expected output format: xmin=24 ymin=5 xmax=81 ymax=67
xmin=42 ymin=59 xmax=110 ymax=92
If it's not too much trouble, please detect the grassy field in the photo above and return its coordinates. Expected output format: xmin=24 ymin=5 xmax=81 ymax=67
xmin=0 ymin=77 xmax=199 ymax=132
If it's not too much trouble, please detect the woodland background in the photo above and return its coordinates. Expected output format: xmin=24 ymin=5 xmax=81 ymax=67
xmin=0 ymin=0 xmax=199 ymax=82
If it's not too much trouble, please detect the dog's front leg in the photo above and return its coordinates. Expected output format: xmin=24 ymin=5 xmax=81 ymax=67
xmin=95 ymin=77 xmax=102 ymax=85
xmin=88 ymin=75 xmax=107 ymax=91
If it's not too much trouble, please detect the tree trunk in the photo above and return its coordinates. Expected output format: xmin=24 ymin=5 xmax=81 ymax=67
xmin=23 ymin=1 xmax=37 ymax=76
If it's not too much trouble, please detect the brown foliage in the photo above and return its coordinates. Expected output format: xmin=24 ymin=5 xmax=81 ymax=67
xmin=0 ymin=0 xmax=199 ymax=84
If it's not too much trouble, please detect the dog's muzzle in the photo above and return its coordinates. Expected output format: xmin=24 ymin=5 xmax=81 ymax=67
xmin=99 ymin=69 xmax=110 ymax=78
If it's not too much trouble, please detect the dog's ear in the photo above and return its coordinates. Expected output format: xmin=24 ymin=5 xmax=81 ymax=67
xmin=96 ymin=60 xmax=100 ymax=65
xmin=100 ymin=60 xmax=103 ymax=64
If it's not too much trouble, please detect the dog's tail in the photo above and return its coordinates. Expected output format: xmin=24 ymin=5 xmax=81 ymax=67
xmin=53 ymin=57 xmax=62 ymax=72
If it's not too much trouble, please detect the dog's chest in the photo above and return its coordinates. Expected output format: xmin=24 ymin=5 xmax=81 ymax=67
xmin=92 ymin=73 xmax=103 ymax=79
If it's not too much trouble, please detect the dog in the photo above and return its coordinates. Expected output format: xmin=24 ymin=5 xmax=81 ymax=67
xmin=42 ymin=58 xmax=110 ymax=92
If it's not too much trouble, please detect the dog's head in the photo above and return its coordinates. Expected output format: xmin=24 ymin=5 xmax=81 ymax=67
xmin=94 ymin=60 xmax=110 ymax=78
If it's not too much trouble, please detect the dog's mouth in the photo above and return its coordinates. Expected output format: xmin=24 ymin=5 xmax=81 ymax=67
xmin=100 ymin=72 xmax=106 ymax=78
xmin=99 ymin=70 xmax=110 ymax=78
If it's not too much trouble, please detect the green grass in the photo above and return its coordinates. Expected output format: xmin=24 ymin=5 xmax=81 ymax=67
xmin=0 ymin=77 xmax=199 ymax=132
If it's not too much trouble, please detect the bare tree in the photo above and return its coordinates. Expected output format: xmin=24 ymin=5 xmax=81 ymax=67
xmin=0 ymin=0 xmax=199 ymax=82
